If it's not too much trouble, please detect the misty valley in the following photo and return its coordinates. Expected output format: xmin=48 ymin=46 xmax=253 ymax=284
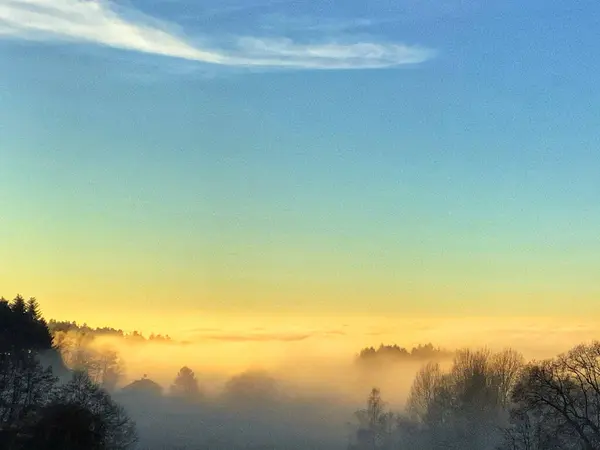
xmin=3 ymin=0 xmax=598 ymax=447
xmin=1 ymin=294 xmax=599 ymax=450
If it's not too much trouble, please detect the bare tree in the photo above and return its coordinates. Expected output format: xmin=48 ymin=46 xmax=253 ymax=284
xmin=0 ymin=359 xmax=56 ymax=426
xmin=94 ymin=348 xmax=125 ymax=392
xmin=406 ymin=361 xmax=445 ymax=423
xmin=501 ymin=405 xmax=572 ymax=450
xmin=507 ymin=342 xmax=600 ymax=450
xmin=491 ymin=349 xmax=525 ymax=409
xmin=406 ymin=348 xmax=525 ymax=450
xmin=350 ymin=388 xmax=396 ymax=450
xmin=54 ymin=333 xmax=124 ymax=392
xmin=55 ymin=371 xmax=137 ymax=450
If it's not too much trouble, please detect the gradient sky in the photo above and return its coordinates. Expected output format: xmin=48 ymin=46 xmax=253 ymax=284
xmin=1 ymin=0 xmax=599 ymax=333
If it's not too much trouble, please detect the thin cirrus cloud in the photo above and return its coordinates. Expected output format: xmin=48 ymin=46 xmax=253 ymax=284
xmin=0 ymin=0 xmax=435 ymax=70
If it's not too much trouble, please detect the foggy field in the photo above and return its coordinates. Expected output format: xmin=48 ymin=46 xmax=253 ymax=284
xmin=4 ymin=297 xmax=600 ymax=450
xmin=44 ymin=317 xmax=600 ymax=450
xmin=52 ymin=324 xmax=437 ymax=449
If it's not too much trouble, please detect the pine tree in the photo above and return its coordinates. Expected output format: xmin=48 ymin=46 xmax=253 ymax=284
xmin=11 ymin=294 xmax=26 ymax=315
xmin=26 ymin=297 xmax=41 ymax=320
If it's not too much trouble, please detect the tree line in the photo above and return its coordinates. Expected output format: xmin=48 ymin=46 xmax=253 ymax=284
xmin=357 ymin=343 xmax=453 ymax=365
xmin=349 ymin=344 xmax=600 ymax=450
xmin=0 ymin=295 xmax=137 ymax=449
xmin=48 ymin=320 xmax=173 ymax=343
xmin=8 ymin=292 xmax=600 ymax=450
xmin=48 ymin=316 xmax=279 ymax=407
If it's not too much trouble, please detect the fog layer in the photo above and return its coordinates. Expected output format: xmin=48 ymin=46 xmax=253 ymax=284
xmin=49 ymin=316 xmax=600 ymax=449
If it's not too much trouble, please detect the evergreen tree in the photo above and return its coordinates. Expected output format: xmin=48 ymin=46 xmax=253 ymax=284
xmin=10 ymin=295 xmax=26 ymax=315
xmin=25 ymin=298 xmax=41 ymax=321
xmin=0 ymin=294 xmax=137 ymax=449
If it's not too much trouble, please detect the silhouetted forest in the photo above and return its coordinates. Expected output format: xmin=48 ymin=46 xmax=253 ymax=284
xmin=48 ymin=320 xmax=173 ymax=343
xmin=348 ymin=343 xmax=600 ymax=450
xmin=0 ymin=295 xmax=136 ymax=449
xmin=4 ymin=294 xmax=600 ymax=450
xmin=356 ymin=343 xmax=453 ymax=366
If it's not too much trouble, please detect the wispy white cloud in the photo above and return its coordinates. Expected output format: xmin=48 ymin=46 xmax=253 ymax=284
xmin=0 ymin=0 xmax=434 ymax=70
xmin=0 ymin=0 xmax=225 ymax=62
xmin=233 ymin=37 xmax=431 ymax=69
xmin=257 ymin=14 xmax=394 ymax=34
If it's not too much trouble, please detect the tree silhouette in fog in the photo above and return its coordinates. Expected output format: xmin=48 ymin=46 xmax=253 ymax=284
xmin=170 ymin=366 xmax=201 ymax=400
xmin=56 ymin=371 xmax=137 ymax=449
xmin=357 ymin=343 xmax=452 ymax=367
xmin=503 ymin=342 xmax=600 ymax=450
xmin=349 ymin=348 xmax=525 ymax=450
xmin=350 ymin=344 xmax=600 ymax=450
xmin=16 ymin=402 xmax=107 ymax=450
xmin=0 ymin=296 xmax=53 ymax=356
xmin=48 ymin=320 xmax=172 ymax=343
xmin=223 ymin=370 xmax=280 ymax=405
xmin=350 ymin=388 xmax=396 ymax=450
xmin=9 ymin=292 xmax=600 ymax=450
xmin=403 ymin=348 xmax=523 ymax=450
xmin=55 ymin=333 xmax=125 ymax=393
xmin=1 ymin=296 xmax=56 ymax=426
xmin=0 ymin=295 xmax=137 ymax=450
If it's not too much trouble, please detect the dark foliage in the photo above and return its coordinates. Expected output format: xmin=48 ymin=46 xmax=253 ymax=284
xmin=170 ymin=366 xmax=201 ymax=400
xmin=503 ymin=342 xmax=600 ymax=450
xmin=56 ymin=371 xmax=138 ymax=449
xmin=0 ymin=296 xmax=53 ymax=358
xmin=0 ymin=295 xmax=137 ymax=450
xmin=48 ymin=320 xmax=172 ymax=343
xmin=13 ymin=402 xmax=107 ymax=450
xmin=0 ymin=296 xmax=56 ymax=427
xmin=357 ymin=343 xmax=453 ymax=366
xmin=6 ymin=292 xmax=600 ymax=450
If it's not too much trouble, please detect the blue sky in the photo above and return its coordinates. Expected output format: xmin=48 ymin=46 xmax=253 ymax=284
xmin=1 ymin=0 xmax=599 ymax=322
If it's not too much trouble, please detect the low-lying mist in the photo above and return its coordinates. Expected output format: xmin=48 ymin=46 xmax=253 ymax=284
xmin=48 ymin=316 xmax=600 ymax=450
xmin=56 ymin=329 xmax=443 ymax=403
xmin=112 ymin=354 xmax=433 ymax=449
xmin=52 ymin=331 xmax=446 ymax=448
